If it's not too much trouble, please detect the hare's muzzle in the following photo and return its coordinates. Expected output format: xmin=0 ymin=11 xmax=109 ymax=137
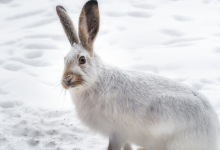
xmin=61 ymin=74 xmax=83 ymax=89
xmin=62 ymin=75 xmax=74 ymax=89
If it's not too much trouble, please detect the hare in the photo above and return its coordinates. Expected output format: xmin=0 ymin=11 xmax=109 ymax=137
xmin=56 ymin=0 xmax=219 ymax=150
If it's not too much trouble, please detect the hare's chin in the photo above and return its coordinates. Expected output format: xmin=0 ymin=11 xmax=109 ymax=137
xmin=62 ymin=86 xmax=74 ymax=90
xmin=61 ymin=83 xmax=74 ymax=89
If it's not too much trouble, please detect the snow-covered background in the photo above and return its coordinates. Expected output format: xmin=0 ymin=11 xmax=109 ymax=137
xmin=0 ymin=0 xmax=220 ymax=149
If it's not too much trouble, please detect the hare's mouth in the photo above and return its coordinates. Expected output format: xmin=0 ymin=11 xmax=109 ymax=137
xmin=61 ymin=80 xmax=73 ymax=89
xmin=61 ymin=80 xmax=82 ymax=89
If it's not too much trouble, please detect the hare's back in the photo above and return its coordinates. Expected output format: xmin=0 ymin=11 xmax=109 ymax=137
xmin=127 ymin=70 xmax=217 ymax=122
xmin=128 ymin=70 xmax=198 ymax=97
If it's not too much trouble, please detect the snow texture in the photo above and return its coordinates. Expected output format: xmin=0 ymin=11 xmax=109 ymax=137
xmin=0 ymin=0 xmax=220 ymax=149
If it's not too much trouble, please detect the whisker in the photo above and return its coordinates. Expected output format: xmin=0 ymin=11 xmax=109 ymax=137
xmin=52 ymin=85 xmax=64 ymax=109
xmin=61 ymin=88 xmax=66 ymax=110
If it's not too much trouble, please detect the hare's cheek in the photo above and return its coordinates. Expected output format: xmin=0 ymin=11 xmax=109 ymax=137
xmin=73 ymin=74 xmax=83 ymax=86
xmin=79 ymin=64 xmax=87 ymax=69
xmin=79 ymin=65 xmax=89 ymax=76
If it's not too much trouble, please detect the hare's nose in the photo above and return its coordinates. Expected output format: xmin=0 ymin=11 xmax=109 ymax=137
xmin=66 ymin=75 xmax=72 ymax=85
xmin=67 ymin=78 xmax=71 ymax=85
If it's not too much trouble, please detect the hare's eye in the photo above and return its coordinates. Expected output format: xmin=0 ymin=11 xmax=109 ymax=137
xmin=79 ymin=56 xmax=86 ymax=64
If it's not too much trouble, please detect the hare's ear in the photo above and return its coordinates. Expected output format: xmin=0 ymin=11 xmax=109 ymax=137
xmin=56 ymin=5 xmax=79 ymax=46
xmin=78 ymin=0 xmax=100 ymax=56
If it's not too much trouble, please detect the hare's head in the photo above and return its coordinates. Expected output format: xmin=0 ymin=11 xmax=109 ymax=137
xmin=56 ymin=0 xmax=101 ymax=90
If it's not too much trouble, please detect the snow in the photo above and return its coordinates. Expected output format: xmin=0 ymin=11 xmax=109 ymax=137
xmin=0 ymin=0 xmax=220 ymax=149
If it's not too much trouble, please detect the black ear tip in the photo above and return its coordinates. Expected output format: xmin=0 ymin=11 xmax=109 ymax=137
xmin=56 ymin=5 xmax=66 ymax=12
xmin=86 ymin=0 xmax=98 ymax=5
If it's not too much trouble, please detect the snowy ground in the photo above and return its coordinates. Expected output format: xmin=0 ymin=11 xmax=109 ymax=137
xmin=0 ymin=0 xmax=220 ymax=149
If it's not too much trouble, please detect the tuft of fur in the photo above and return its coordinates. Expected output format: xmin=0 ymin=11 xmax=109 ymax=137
xmin=56 ymin=1 xmax=220 ymax=150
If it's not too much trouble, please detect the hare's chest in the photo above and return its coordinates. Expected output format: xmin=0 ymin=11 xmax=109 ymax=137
xmin=73 ymin=96 xmax=112 ymax=135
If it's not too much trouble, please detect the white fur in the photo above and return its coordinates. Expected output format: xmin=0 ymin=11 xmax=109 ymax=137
xmin=66 ymin=50 xmax=219 ymax=150
xmin=58 ymin=2 xmax=220 ymax=150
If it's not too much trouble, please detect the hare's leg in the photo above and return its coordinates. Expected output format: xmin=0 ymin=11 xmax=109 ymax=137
xmin=123 ymin=143 xmax=132 ymax=150
xmin=107 ymin=134 xmax=124 ymax=150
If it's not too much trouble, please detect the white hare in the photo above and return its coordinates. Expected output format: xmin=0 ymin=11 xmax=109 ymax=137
xmin=56 ymin=1 xmax=219 ymax=150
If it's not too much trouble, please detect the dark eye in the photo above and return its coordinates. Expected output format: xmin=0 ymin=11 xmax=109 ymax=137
xmin=79 ymin=56 xmax=86 ymax=64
